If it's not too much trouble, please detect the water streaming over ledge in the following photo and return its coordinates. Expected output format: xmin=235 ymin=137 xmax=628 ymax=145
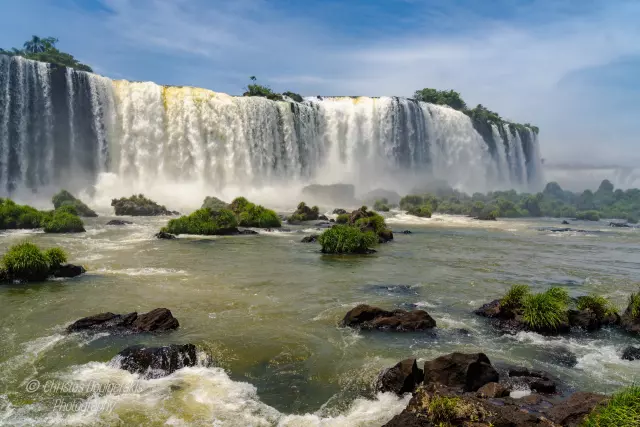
xmin=0 ymin=55 xmax=543 ymax=201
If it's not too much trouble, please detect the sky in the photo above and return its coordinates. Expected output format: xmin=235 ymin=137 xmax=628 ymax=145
xmin=1 ymin=0 xmax=639 ymax=173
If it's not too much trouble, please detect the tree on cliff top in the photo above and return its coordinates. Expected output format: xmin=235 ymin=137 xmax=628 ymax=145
xmin=0 ymin=36 xmax=92 ymax=72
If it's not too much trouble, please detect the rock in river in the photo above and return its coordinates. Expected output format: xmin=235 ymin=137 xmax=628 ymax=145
xmin=423 ymin=352 xmax=499 ymax=392
xmin=375 ymin=358 xmax=424 ymax=395
xmin=67 ymin=308 xmax=179 ymax=334
xmin=341 ymin=304 xmax=436 ymax=331
xmin=115 ymin=344 xmax=197 ymax=378
xmin=51 ymin=264 xmax=86 ymax=278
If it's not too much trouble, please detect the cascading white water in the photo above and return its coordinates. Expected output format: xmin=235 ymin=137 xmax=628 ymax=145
xmin=0 ymin=55 xmax=544 ymax=205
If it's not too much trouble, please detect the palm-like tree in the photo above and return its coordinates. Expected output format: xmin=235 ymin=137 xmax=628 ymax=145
xmin=23 ymin=36 xmax=58 ymax=54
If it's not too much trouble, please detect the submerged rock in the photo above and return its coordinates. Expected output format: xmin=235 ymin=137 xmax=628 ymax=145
xmin=562 ymin=220 xmax=570 ymax=225
xmin=237 ymin=229 xmax=258 ymax=235
xmin=375 ymin=358 xmax=423 ymax=395
xmin=621 ymin=346 xmax=640 ymax=361
xmin=116 ymin=344 xmax=197 ymax=378
xmin=423 ymin=352 xmax=499 ymax=392
xmin=301 ymin=234 xmax=319 ymax=243
xmin=609 ymin=221 xmax=631 ymax=228
xmin=155 ymin=231 xmax=176 ymax=239
xmin=106 ymin=219 xmax=133 ymax=226
xmin=52 ymin=264 xmax=86 ymax=278
xmin=401 ymin=230 xmax=412 ymax=234
xmin=341 ymin=304 xmax=436 ymax=331
xmin=67 ymin=308 xmax=179 ymax=334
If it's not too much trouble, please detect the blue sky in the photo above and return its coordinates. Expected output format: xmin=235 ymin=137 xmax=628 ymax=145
xmin=2 ymin=0 xmax=639 ymax=168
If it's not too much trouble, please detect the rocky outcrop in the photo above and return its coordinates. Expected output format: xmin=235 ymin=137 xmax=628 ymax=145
xmin=341 ymin=304 xmax=436 ymax=331
xmin=568 ymin=309 xmax=620 ymax=331
xmin=621 ymin=346 xmax=640 ymax=361
xmin=111 ymin=195 xmax=178 ymax=216
xmin=106 ymin=219 xmax=132 ymax=225
xmin=546 ymin=392 xmax=608 ymax=426
xmin=67 ymin=308 xmax=179 ymax=334
xmin=375 ymin=358 xmax=423 ymax=395
xmin=115 ymin=344 xmax=197 ymax=378
xmin=477 ymin=382 xmax=509 ymax=398
xmin=609 ymin=221 xmax=631 ymax=228
xmin=51 ymin=264 xmax=86 ymax=278
xmin=155 ymin=231 xmax=176 ymax=239
xmin=301 ymin=234 xmax=319 ymax=243
xmin=287 ymin=202 xmax=320 ymax=222
xmin=423 ymin=352 xmax=499 ymax=392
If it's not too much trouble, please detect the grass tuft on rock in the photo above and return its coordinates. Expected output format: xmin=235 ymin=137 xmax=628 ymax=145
xmin=52 ymin=190 xmax=97 ymax=217
xmin=501 ymin=284 xmax=530 ymax=310
xmin=583 ymin=385 xmax=640 ymax=427
xmin=521 ymin=287 xmax=569 ymax=331
xmin=43 ymin=210 xmax=86 ymax=233
xmin=628 ymin=292 xmax=640 ymax=319
xmin=577 ymin=294 xmax=618 ymax=318
xmin=428 ymin=395 xmax=461 ymax=424
xmin=44 ymin=247 xmax=67 ymax=269
xmin=0 ymin=199 xmax=45 ymax=230
xmin=228 ymin=197 xmax=281 ymax=228
xmin=2 ymin=242 xmax=52 ymax=281
xmin=318 ymin=225 xmax=377 ymax=254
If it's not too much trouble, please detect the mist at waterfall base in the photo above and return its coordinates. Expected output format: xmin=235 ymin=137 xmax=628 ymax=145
xmin=0 ymin=55 xmax=542 ymax=211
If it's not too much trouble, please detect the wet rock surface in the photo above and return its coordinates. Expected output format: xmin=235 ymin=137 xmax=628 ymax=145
xmin=67 ymin=308 xmax=179 ymax=334
xmin=51 ymin=264 xmax=86 ymax=278
xmin=341 ymin=304 xmax=436 ymax=331
xmin=375 ymin=358 xmax=423 ymax=395
xmin=115 ymin=344 xmax=197 ymax=378
xmin=301 ymin=234 xmax=319 ymax=243
xmin=106 ymin=219 xmax=133 ymax=225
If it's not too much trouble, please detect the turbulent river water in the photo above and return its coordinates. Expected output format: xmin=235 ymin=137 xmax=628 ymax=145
xmin=1 ymin=211 xmax=639 ymax=426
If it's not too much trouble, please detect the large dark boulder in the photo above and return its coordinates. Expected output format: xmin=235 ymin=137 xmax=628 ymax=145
xmin=52 ymin=264 xmax=86 ymax=278
xmin=301 ymin=234 xmax=319 ymax=243
xmin=341 ymin=304 xmax=436 ymax=331
xmin=423 ymin=352 xmax=499 ymax=392
xmin=375 ymin=358 xmax=423 ymax=395
xmin=67 ymin=308 xmax=179 ymax=334
xmin=547 ymin=392 xmax=607 ymax=426
xmin=621 ymin=346 xmax=640 ymax=361
xmin=116 ymin=344 xmax=197 ymax=378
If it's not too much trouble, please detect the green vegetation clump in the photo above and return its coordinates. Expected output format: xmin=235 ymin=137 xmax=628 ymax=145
xmin=0 ymin=199 xmax=45 ymax=230
xmin=407 ymin=205 xmax=432 ymax=218
xmin=427 ymin=394 xmax=462 ymax=425
xmin=52 ymin=190 xmax=97 ymax=217
xmin=318 ymin=225 xmax=377 ymax=254
xmin=163 ymin=208 xmax=238 ymax=235
xmin=1 ymin=36 xmax=92 ymax=71
xmin=397 ymin=179 xmax=640 ymax=222
xmin=501 ymin=284 xmax=530 ymax=311
xmin=229 ymin=197 xmax=281 ymax=228
xmin=583 ymin=385 xmax=640 ymax=427
xmin=43 ymin=210 xmax=85 ymax=233
xmin=336 ymin=214 xmax=349 ymax=224
xmin=1 ymin=242 xmax=66 ymax=282
xmin=373 ymin=198 xmax=390 ymax=212
xmin=521 ymin=287 xmax=570 ymax=331
xmin=111 ymin=194 xmax=173 ymax=216
xmin=44 ymin=247 xmax=67 ymax=269
xmin=201 ymin=196 xmax=228 ymax=211
xmin=238 ymin=204 xmax=281 ymax=228
xmin=575 ymin=210 xmax=601 ymax=221
xmin=577 ymin=294 xmax=618 ymax=319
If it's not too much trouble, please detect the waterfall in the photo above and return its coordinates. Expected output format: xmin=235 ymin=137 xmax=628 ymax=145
xmin=0 ymin=55 xmax=544 ymax=203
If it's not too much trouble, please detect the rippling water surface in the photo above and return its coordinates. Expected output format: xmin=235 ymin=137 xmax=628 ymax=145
xmin=1 ymin=213 xmax=639 ymax=425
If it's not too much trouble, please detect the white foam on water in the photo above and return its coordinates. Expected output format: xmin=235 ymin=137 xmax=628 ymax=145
xmin=3 ymin=362 xmax=408 ymax=426
xmin=414 ymin=301 xmax=437 ymax=308
xmin=93 ymin=267 xmax=188 ymax=276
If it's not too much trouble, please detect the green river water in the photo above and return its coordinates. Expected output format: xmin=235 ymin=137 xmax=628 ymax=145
xmin=0 ymin=211 xmax=639 ymax=426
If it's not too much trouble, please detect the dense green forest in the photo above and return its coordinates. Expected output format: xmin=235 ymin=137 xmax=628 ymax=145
xmin=398 ymin=179 xmax=639 ymax=223
xmin=413 ymin=87 xmax=539 ymax=134
xmin=0 ymin=35 xmax=92 ymax=72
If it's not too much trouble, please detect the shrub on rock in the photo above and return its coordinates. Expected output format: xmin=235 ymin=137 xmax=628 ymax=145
xmin=43 ymin=210 xmax=86 ymax=233
xmin=52 ymin=190 xmax=97 ymax=217
xmin=1 ymin=242 xmax=78 ymax=282
xmin=163 ymin=208 xmax=238 ymax=235
xmin=0 ymin=199 xmax=45 ymax=230
xmin=407 ymin=205 xmax=432 ymax=218
xmin=318 ymin=225 xmax=377 ymax=254
xmin=111 ymin=194 xmax=176 ymax=216
xmin=373 ymin=198 xmax=391 ymax=212
xmin=229 ymin=197 xmax=281 ymax=228
xmin=621 ymin=291 xmax=640 ymax=335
